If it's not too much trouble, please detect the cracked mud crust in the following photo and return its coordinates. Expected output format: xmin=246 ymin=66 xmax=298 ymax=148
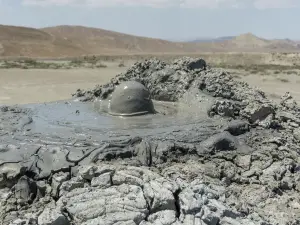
xmin=1 ymin=57 xmax=300 ymax=225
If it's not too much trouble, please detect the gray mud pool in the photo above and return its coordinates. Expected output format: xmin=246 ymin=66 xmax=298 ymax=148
xmin=24 ymin=98 xmax=223 ymax=141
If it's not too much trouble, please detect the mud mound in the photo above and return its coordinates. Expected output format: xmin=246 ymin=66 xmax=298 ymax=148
xmin=1 ymin=57 xmax=300 ymax=225
xmin=73 ymin=57 xmax=275 ymax=125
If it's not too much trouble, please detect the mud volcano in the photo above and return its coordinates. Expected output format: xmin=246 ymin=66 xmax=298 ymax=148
xmin=1 ymin=57 xmax=300 ymax=225
xmin=108 ymin=81 xmax=155 ymax=116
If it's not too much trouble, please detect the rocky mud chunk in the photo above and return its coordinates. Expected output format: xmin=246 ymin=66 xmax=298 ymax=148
xmin=293 ymin=128 xmax=300 ymax=141
xmin=173 ymin=57 xmax=207 ymax=70
xmin=280 ymin=92 xmax=297 ymax=109
xmin=77 ymin=164 xmax=115 ymax=181
xmin=143 ymin=179 xmax=178 ymax=213
xmin=140 ymin=210 xmax=177 ymax=225
xmin=91 ymin=172 xmax=112 ymax=188
xmin=241 ymin=103 xmax=275 ymax=123
xmin=187 ymin=58 xmax=206 ymax=70
xmin=224 ymin=120 xmax=250 ymax=136
xmin=234 ymin=155 xmax=252 ymax=170
xmin=277 ymin=111 xmax=300 ymax=124
xmin=59 ymin=176 xmax=86 ymax=197
xmin=1 ymin=160 xmax=290 ymax=224
xmin=208 ymin=100 xmax=240 ymax=118
xmin=47 ymin=166 xmax=258 ymax=225
xmin=62 ymin=184 xmax=148 ymax=225
xmin=51 ymin=172 xmax=69 ymax=198
xmin=199 ymin=132 xmax=239 ymax=153
xmin=135 ymin=140 xmax=195 ymax=166
xmin=13 ymin=176 xmax=37 ymax=206
xmin=0 ymin=163 xmax=26 ymax=188
xmin=0 ymin=188 xmax=10 ymax=217
xmin=38 ymin=204 xmax=70 ymax=225
xmin=73 ymin=57 xmax=204 ymax=102
xmin=144 ymin=68 xmax=195 ymax=101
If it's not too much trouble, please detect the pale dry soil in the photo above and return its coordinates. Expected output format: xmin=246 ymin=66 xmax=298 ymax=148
xmin=241 ymin=73 xmax=300 ymax=103
xmin=0 ymin=67 xmax=125 ymax=105
xmin=228 ymin=69 xmax=300 ymax=103
xmin=1 ymin=64 xmax=300 ymax=105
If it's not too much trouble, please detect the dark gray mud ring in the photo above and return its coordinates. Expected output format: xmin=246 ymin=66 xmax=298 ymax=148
xmin=1 ymin=57 xmax=300 ymax=225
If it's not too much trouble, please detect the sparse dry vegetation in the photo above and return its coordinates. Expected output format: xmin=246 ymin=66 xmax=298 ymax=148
xmin=95 ymin=62 xmax=107 ymax=68
xmin=0 ymin=57 xmax=110 ymax=69
xmin=0 ymin=59 xmax=59 ymax=69
xmin=276 ymin=77 xmax=290 ymax=83
xmin=70 ymin=58 xmax=83 ymax=66
xmin=250 ymin=69 xmax=259 ymax=74
xmin=286 ymin=70 xmax=298 ymax=75
xmin=214 ymin=63 xmax=300 ymax=73
xmin=118 ymin=61 xmax=125 ymax=67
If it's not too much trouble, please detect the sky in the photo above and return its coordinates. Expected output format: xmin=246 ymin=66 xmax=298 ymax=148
xmin=0 ymin=0 xmax=299 ymax=40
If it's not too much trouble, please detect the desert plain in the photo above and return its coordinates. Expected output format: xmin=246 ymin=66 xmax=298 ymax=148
xmin=1 ymin=52 xmax=300 ymax=105
xmin=1 ymin=25 xmax=300 ymax=105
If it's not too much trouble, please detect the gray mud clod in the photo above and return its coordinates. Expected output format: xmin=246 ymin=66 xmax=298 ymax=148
xmin=1 ymin=57 xmax=300 ymax=225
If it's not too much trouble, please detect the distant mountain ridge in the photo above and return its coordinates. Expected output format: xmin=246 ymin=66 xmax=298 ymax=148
xmin=0 ymin=25 xmax=299 ymax=58
xmin=190 ymin=33 xmax=300 ymax=51
xmin=189 ymin=34 xmax=299 ymax=45
xmin=188 ymin=36 xmax=235 ymax=43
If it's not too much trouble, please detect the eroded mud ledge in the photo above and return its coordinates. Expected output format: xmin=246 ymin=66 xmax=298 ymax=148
xmin=1 ymin=57 xmax=300 ymax=225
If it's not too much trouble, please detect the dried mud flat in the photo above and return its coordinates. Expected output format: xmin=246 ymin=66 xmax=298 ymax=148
xmin=1 ymin=57 xmax=300 ymax=225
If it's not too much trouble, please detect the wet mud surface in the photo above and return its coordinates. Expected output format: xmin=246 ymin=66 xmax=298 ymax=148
xmin=1 ymin=57 xmax=300 ymax=225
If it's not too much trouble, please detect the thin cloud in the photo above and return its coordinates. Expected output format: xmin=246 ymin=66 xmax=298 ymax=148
xmin=22 ymin=0 xmax=300 ymax=9
xmin=253 ymin=0 xmax=300 ymax=9
xmin=23 ymin=0 xmax=177 ymax=7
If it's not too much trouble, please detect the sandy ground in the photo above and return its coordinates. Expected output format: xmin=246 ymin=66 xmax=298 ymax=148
xmin=230 ymin=70 xmax=300 ymax=103
xmin=240 ymin=74 xmax=300 ymax=103
xmin=0 ymin=67 xmax=123 ymax=105
xmin=1 ymin=64 xmax=300 ymax=105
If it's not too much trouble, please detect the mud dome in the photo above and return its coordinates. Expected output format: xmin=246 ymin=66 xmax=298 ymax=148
xmin=1 ymin=57 xmax=300 ymax=225
xmin=108 ymin=81 xmax=155 ymax=116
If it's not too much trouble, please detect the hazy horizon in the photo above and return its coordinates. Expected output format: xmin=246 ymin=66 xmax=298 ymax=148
xmin=0 ymin=0 xmax=299 ymax=40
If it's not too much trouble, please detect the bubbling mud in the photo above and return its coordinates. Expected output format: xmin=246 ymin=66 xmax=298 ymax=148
xmin=108 ymin=81 xmax=155 ymax=116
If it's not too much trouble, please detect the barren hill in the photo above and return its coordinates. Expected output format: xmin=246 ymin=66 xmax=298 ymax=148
xmin=0 ymin=25 xmax=188 ymax=57
xmin=0 ymin=24 xmax=300 ymax=58
xmin=0 ymin=25 xmax=87 ymax=57
xmin=190 ymin=33 xmax=300 ymax=52
xmin=41 ymin=25 xmax=188 ymax=55
xmin=227 ymin=33 xmax=300 ymax=51
xmin=212 ymin=33 xmax=300 ymax=51
xmin=230 ymin=33 xmax=269 ymax=47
